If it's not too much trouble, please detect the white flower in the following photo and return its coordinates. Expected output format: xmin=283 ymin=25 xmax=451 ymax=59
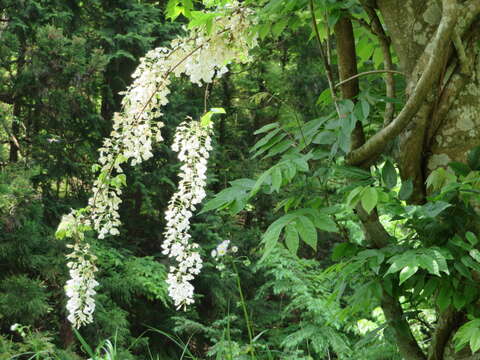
xmin=211 ymin=240 xmax=238 ymax=259
xmin=64 ymin=243 xmax=98 ymax=329
xmin=10 ymin=323 xmax=19 ymax=331
xmin=162 ymin=119 xmax=214 ymax=308
xmin=216 ymin=240 xmax=230 ymax=257
xmin=59 ymin=1 xmax=257 ymax=323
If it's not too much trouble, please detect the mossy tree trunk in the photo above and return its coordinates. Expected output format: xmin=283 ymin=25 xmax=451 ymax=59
xmin=340 ymin=1 xmax=480 ymax=359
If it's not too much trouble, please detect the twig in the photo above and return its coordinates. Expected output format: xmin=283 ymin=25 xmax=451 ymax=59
xmin=334 ymin=70 xmax=404 ymax=88
xmin=361 ymin=4 xmax=397 ymax=125
xmin=309 ymin=0 xmax=342 ymax=119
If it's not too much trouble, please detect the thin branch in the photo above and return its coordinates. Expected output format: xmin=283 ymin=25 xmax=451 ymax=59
xmin=203 ymin=83 xmax=210 ymax=113
xmin=346 ymin=0 xmax=459 ymax=166
xmin=309 ymin=0 xmax=342 ymax=119
xmin=334 ymin=70 xmax=404 ymax=89
xmin=361 ymin=3 xmax=397 ymax=125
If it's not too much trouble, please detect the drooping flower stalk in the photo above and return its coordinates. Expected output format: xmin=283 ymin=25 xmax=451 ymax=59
xmin=57 ymin=1 xmax=257 ymax=327
xmin=65 ymin=242 xmax=98 ymax=328
xmin=162 ymin=119 xmax=213 ymax=308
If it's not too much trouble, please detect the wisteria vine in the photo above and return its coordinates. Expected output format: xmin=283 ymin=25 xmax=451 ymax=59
xmin=56 ymin=1 xmax=257 ymax=328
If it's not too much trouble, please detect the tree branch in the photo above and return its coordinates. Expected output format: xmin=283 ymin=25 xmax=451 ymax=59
xmin=427 ymin=307 xmax=461 ymax=360
xmin=346 ymin=0 xmax=459 ymax=166
xmin=382 ymin=290 xmax=427 ymax=360
xmin=334 ymin=15 xmax=365 ymax=150
xmin=361 ymin=3 xmax=397 ymax=125
xmin=335 ymin=15 xmax=426 ymax=358
xmin=334 ymin=70 xmax=403 ymax=89
xmin=309 ymin=0 xmax=341 ymax=119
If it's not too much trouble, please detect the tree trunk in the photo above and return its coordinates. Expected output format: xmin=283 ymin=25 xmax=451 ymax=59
xmin=373 ymin=0 xmax=480 ymax=358
xmin=9 ymin=41 xmax=26 ymax=163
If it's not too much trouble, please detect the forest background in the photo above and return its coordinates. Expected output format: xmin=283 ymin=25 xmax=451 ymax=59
xmin=1 ymin=0 xmax=480 ymax=359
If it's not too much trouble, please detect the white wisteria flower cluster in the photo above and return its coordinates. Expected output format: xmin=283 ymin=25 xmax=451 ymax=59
xmin=57 ymin=1 xmax=257 ymax=327
xmin=64 ymin=243 xmax=99 ymax=329
xmin=87 ymin=0 xmax=256 ymax=241
xmin=162 ymin=119 xmax=213 ymax=309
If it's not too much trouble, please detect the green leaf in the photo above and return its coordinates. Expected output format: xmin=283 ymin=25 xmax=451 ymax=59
xmin=451 ymin=234 xmax=472 ymax=251
xmin=260 ymin=214 xmax=296 ymax=262
xmin=316 ymin=88 xmax=332 ymax=106
xmin=462 ymin=255 xmax=480 ymax=273
xmin=258 ymin=23 xmax=271 ymax=40
xmin=361 ymin=187 xmax=378 ymax=214
xmin=453 ymin=319 xmax=480 ymax=353
xmin=165 ymin=0 xmax=182 ymax=20
xmin=250 ymin=128 xmax=282 ymax=152
xmin=201 ymin=107 xmax=225 ymax=127
xmin=296 ymin=216 xmax=317 ymax=250
xmin=467 ymin=146 xmax=480 ymax=170
xmin=470 ymin=329 xmax=480 ymax=354
xmin=373 ymin=47 xmax=383 ymax=68
xmin=453 ymin=289 xmax=467 ymax=310
xmin=437 ymin=285 xmax=452 ymax=311
xmin=449 ymin=161 xmax=471 ymax=176
xmin=250 ymin=170 xmax=272 ymax=197
xmin=422 ymin=278 xmax=439 ymax=299
xmin=426 ymin=168 xmax=457 ymax=191
xmin=312 ymin=131 xmax=336 ymax=145
xmin=454 ymin=262 xmax=472 ymax=280
xmin=470 ymin=249 xmax=480 ymax=263
xmin=398 ymin=179 xmax=413 ymax=200
xmin=337 ymin=130 xmax=351 ymax=153
xmin=272 ymin=18 xmax=288 ymax=37
xmin=418 ymin=254 xmax=440 ymax=276
xmin=284 ymin=223 xmax=299 ymax=255
xmin=466 ymin=232 xmax=478 ymax=246
xmin=271 ymin=167 xmax=282 ymax=192
xmin=200 ymin=179 xmax=254 ymax=214
xmin=334 ymin=165 xmax=372 ymax=181
xmin=254 ymin=122 xmax=278 ymax=135
xmin=251 ymin=133 xmax=287 ymax=158
xmin=346 ymin=186 xmax=364 ymax=208
xmin=332 ymin=243 xmax=357 ymax=260
xmin=399 ymin=266 xmax=419 ymax=285
xmin=382 ymin=160 xmax=397 ymax=189
xmin=313 ymin=214 xmax=338 ymax=232
xmin=421 ymin=201 xmax=451 ymax=218
xmin=264 ymin=140 xmax=291 ymax=158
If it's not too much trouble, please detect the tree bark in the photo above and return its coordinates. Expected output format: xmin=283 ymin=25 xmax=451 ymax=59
xmin=370 ymin=0 xmax=480 ymax=358
xmin=336 ymin=15 xmax=427 ymax=360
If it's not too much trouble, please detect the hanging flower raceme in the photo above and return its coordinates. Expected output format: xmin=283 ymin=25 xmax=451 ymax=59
xmin=57 ymin=1 xmax=257 ymax=327
xmin=162 ymin=118 xmax=213 ymax=309
xmin=65 ymin=242 xmax=98 ymax=329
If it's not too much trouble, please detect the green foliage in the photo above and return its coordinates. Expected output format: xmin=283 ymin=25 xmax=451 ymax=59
xmin=0 ymin=275 xmax=50 ymax=324
xmin=454 ymin=319 xmax=480 ymax=354
xmin=1 ymin=0 xmax=480 ymax=359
